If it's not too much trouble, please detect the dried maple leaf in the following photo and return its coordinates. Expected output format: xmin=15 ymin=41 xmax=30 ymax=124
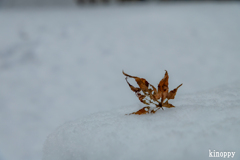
xmin=127 ymin=107 xmax=151 ymax=115
xmin=123 ymin=70 xmax=182 ymax=115
xmin=167 ymin=84 xmax=183 ymax=100
xmin=158 ymin=70 xmax=169 ymax=104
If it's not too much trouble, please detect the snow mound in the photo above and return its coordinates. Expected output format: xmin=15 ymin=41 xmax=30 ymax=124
xmin=43 ymin=82 xmax=240 ymax=160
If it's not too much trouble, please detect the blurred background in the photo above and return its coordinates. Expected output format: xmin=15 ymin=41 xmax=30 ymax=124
xmin=0 ymin=0 xmax=240 ymax=160
xmin=0 ymin=0 xmax=239 ymax=7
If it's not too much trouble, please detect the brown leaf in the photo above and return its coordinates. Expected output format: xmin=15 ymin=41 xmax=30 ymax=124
xmin=136 ymin=93 xmax=150 ymax=105
xmin=123 ymin=70 xmax=149 ymax=93
xmin=162 ymin=100 xmax=175 ymax=108
xmin=149 ymin=84 xmax=159 ymax=101
xmin=122 ymin=70 xmax=138 ymax=78
xmin=150 ymin=107 xmax=162 ymax=114
xmin=123 ymin=70 xmax=182 ymax=115
xmin=125 ymin=77 xmax=141 ymax=93
xmin=128 ymin=106 xmax=151 ymax=115
xmin=167 ymin=83 xmax=183 ymax=100
xmin=135 ymin=77 xmax=149 ymax=93
xmin=158 ymin=70 xmax=169 ymax=102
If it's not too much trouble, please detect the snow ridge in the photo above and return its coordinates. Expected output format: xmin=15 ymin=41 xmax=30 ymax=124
xmin=43 ymin=81 xmax=240 ymax=160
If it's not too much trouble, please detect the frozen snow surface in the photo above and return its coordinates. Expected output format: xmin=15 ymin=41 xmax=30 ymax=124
xmin=0 ymin=2 xmax=240 ymax=160
xmin=43 ymin=81 xmax=240 ymax=160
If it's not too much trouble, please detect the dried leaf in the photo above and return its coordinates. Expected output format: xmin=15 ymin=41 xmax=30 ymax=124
xmin=128 ymin=106 xmax=151 ymax=115
xmin=128 ymin=106 xmax=162 ymax=115
xmin=158 ymin=70 xmax=169 ymax=103
xmin=123 ymin=70 xmax=182 ymax=115
xmin=135 ymin=77 xmax=149 ymax=93
xmin=167 ymin=83 xmax=183 ymax=100
xmin=125 ymin=77 xmax=141 ymax=93
xmin=122 ymin=71 xmax=149 ymax=93
xmin=122 ymin=70 xmax=138 ymax=79
xmin=151 ymin=107 xmax=162 ymax=114
xmin=136 ymin=93 xmax=150 ymax=105
xmin=149 ymin=84 xmax=159 ymax=101
xmin=162 ymin=100 xmax=175 ymax=108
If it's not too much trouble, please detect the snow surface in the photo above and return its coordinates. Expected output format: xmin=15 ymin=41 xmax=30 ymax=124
xmin=0 ymin=2 xmax=240 ymax=160
xmin=43 ymin=81 xmax=240 ymax=160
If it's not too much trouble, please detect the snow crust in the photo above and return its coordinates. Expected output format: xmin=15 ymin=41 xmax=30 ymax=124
xmin=43 ymin=81 xmax=240 ymax=160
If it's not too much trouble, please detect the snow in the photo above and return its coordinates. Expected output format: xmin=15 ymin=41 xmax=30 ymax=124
xmin=0 ymin=2 xmax=240 ymax=160
xmin=43 ymin=81 xmax=240 ymax=160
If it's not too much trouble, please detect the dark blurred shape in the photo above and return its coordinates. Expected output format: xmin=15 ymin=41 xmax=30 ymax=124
xmin=0 ymin=0 xmax=239 ymax=7
xmin=75 ymin=0 xmax=239 ymax=5
xmin=76 ymin=0 xmax=110 ymax=4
